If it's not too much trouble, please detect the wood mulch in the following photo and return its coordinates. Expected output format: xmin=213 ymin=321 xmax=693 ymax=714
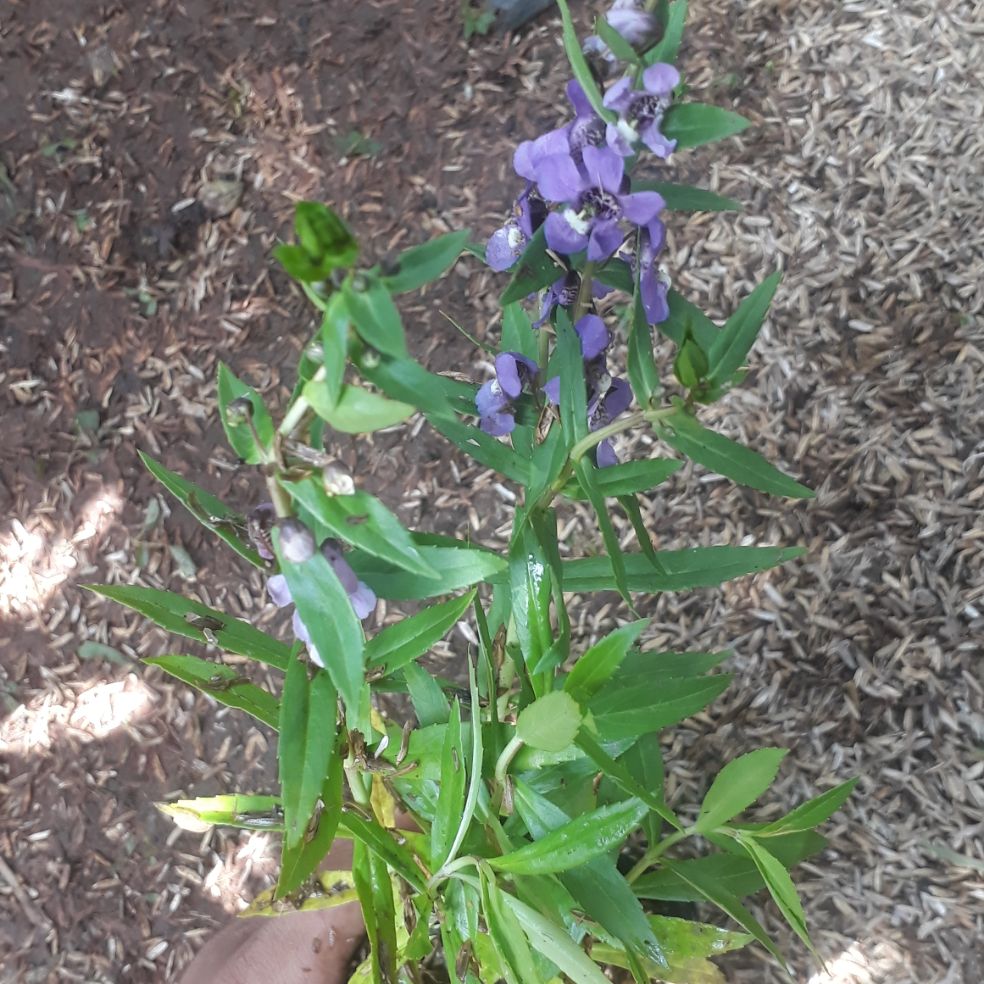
xmin=1 ymin=0 xmax=981 ymax=982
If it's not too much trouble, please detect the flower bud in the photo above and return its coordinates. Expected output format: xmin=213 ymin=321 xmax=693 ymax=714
xmin=225 ymin=396 xmax=254 ymax=426
xmin=276 ymin=518 xmax=316 ymax=563
xmin=322 ymin=464 xmax=355 ymax=496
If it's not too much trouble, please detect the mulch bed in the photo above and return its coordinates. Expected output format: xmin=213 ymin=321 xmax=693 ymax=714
xmin=1 ymin=0 xmax=982 ymax=981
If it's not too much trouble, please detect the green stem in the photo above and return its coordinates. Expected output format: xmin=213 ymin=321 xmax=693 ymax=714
xmin=265 ymin=475 xmax=292 ymax=519
xmin=279 ymin=368 xmax=323 ymax=438
xmin=493 ymin=735 xmax=524 ymax=784
xmin=572 ymin=262 xmax=597 ymax=324
xmin=625 ymin=828 xmax=690 ymax=884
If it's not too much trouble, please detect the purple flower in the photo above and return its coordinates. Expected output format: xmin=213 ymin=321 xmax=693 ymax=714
xmin=486 ymin=184 xmax=547 ymax=272
xmin=533 ymin=272 xmax=612 ymax=329
xmin=543 ymin=314 xmax=612 ymax=405
xmin=475 ymin=352 xmax=539 ymax=436
xmin=267 ymin=540 xmax=376 ymax=667
xmin=584 ymin=1 xmax=660 ymax=61
xmin=534 ymin=146 xmax=665 ymax=262
xmin=638 ymin=221 xmax=671 ymax=324
xmin=604 ymin=64 xmax=680 ymax=159
xmin=590 ymin=377 xmax=633 ymax=467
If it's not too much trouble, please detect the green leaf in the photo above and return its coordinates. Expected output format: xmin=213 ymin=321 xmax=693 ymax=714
xmin=575 ymin=458 xmax=632 ymax=606
xmin=517 ymin=691 xmax=583 ymax=753
xmin=295 ymin=201 xmax=358 ymax=270
xmin=491 ymin=798 xmax=648 ymax=875
xmin=431 ymin=701 xmax=466 ymax=867
xmin=274 ymin=244 xmax=331 ymax=283
xmin=633 ymin=179 xmax=740 ymax=213
xmin=500 ymin=891 xmax=612 ymax=984
xmin=156 ymin=793 xmax=282 ymax=833
xmin=673 ymin=333 xmax=709 ymax=390
xmin=662 ymin=103 xmax=750 ymax=149
xmin=285 ymin=479 xmax=436 ymax=578
xmin=344 ymin=279 xmax=407 ymax=358
xmin=555 ymin=0 xmax=616 ymax=122
xmin=507 ymin=517 xmax=554 ymax=675
xmin=658 ymin=858 xmax=786 ymax=966
xmin=594 ymin=257 xmax=635 ymax=293
xmin=278 ymin=755 xmax=343 ymax=897
xmin=138 ymin=452 xmax=262 ymax=568
xmin=657 ymin=411 xmax=813 ymax=498
xmin=513 ymin=781 xmax=666 ymax=972
xmin=616 ymin=492 xmax=665 ymax=572
xmin=610 ymin=648 xmax=731 ymax=686
xmin=217 ymin=363 xmax=275 ymax=465
xmin=633 ymin=831 xmax=827 ymax=902
xmin=480 ymin=874 xmax=542 ymax=984
xmin=594 ymin=15 xmax=641 ymax=65
xmin=565 ymin=620 xmax=649 ymax=703
xmin=427 ymin=414 xmax=530 ymax=485
xmin=590 ymin=674 xmax=732 ymax=741
xmin=349 ymin=542 xmax=507 ymax=601
xmin=382 ymin=230 xmax=469 ymax=293
xmin=144 ymin=654 xmax=279 ymax=729
xmin=590 ymin=914 xmax=750 ymax=981
xmin=707 ymin=271 xmax=782 ymax=386
xmin=278 ymin=655 xmax=339 ymax=849
xmin=403 ymin=660 xmax=451 ymax=727
xmin=576 ymin=729 xmax=679 ymax=830
xmin=644 ymin=0 xmax=687 ymax=64
xmin=737 ymin=834 xmax=818 ymax=958
xmin=562 ymin=545 xmax=806 ymax=594
xmin=556 ymin=312 xmax=589 ymax=444
xmin=564 ymin=458 xmax=682 ymax=500
xmin=695 ymin=748 xmax=788 ymax=834
xmin=338 ymin=809 xmax=427 ymax=892
xmin=501 ymin=302 xmax=538 ymax=362
xmin=357 ymin=353 xmax=472 ymax=417
xmin=500 ymin=225 xmax=563 ymax=304
xmin=87 ymin=584 xmax=290 ymax=669
xmin=365 ymin=590 xmax=475 ymax=676
xmin=306 ymin=291 xmax=349 ymax=415
xmin=629 ymin=282 xmax=661 ymax=404
xmin=758 ymin=778 xmax=858 ymax=836
xmin=660 ymin=289 xmax=720 ymax=350
xmin=622 ymin=731 xmax=668 ymax=845
xmin=308 ymin=383 xmax=415 ymax=433
xmin=273 ymin=530 xmax=365 ymax=716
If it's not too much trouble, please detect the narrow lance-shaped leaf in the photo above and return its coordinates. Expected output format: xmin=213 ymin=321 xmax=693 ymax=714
xmin=87 ymin=583 xmax=291 ymax=670
xmin=278 ymin=653 xmax=339 ymax=850
xmin=382 ymin=229 xmax=469 ymax=294
xmin=707 ymin=270 xmax=782 ymax=386
xmin=273 ymin=529 xmax=366 ymax=720
xmin=575 ymin=458 xmax=634 ymax=607
xmin=565 ymin=620 xmax=649 ymax=703
xmin=307 ymin=383 xmax=414 ymax=434
xmin=632 ymin=179 xmax=741 ymax=214
xmin=431 ymin=700 xmax=466 ymax=867
xmin=490 ymin=798 xmax=649 ymax=875
xmin=644 ymin=0 xmax=687 ymax=65
xmin=661 ymin=103 xmax=750 ymax=150
xmin=694 ymin=748 xmax=788 ymax=834
xmin=145 ymin=654 xmax=280 ymax=730
xmin=656 ymin=410 xmax=813 ymax=498
xmin=757 ymin=778 xmax=859 ymax=836
xmin=138 ymin=452 xmax=262 ymax=567
xmin=157 ymin=793 xmax=282 ymax=833
xmin=344 ymin=278 xmax=407 ymax=358
xmin=555 ymin=0 xmax=616 ymax=122
xmin=365 ymin=590 xmax=475 ymax=676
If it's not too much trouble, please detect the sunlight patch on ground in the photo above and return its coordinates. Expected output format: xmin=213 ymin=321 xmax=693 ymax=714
xmin=0 ymin=487 xmax=123 ymax=616
xmin=0 ymin=674 xmax=155 ymax=754
xmin=202 ymin=830 xmax=279 ymax=914
xmin=807 ymin=940 xmax=912 ymax=984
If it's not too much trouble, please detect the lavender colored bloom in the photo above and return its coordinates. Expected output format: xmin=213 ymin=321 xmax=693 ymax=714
xmin=604 ymin=63 xmax=680 ymax=159
xmin=534 ymin=146 xmax=665 ymax=262
xmin=475 ymin=352 xmax=539 ymax=436
xmin=267 ymin=540 xmax=376 ymax=667
xmin=583 ymin=1 xmax=660 ymax=62
xmin=638 ymin=221 xmax=671 ymax=324
xmin=590 ymin=377 xmax=633 ymax=467
xmin=486 ymin=184 xmax=547 ymax=272
xmin=532 ymin=271 xmax=613 ymax=329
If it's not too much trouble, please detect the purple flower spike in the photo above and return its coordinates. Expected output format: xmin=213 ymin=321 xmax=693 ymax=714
xmin=604 ymin=63 xmax=680 ymax=159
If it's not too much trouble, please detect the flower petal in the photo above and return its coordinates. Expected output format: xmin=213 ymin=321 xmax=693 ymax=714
xmin=603 ymin=377 xmax=633 ymax=418
xmin=642 ymin=63 xmax=680 ymax=97
xmin=266 ymin=574 xmax=292 ymax=608
xmin=641 ymin=270 xmax=669 ymax=324
xmin=480 ymin=411 xmax=516 ymax=436
xmin=486 ymin=224 xmax=521 ymax=272
xmin=620 ymin=190 xmax=666 ymax=228
xmin=533 ymin=153 xmax=585 ymax=203
xmin=567 ymin=79 xmax=594 ymax=119
xmin=575 ymin=314 xmax=610 ymax=361
xmin=596 ymin=438 xmax=619 ymax=469
xmin=543 ymin=376 xmax=561 ymax=405
xmin=587 ymin=218 xmax=625 ymax=262
xmin=641 ymin=126 xmax=677 ymax=159
xmin=495 ymin=353 xmax=524 ymax=399
xmin=581 ymin=145 xmax=624 ymax=194
xmin=602 ymin=77 xmax=633 ymax=112
xmin=545 ymin=211 xmax=589 ymax=256
xmin=349 ymin=582 xmax=377 ymax=620
xmin=476 ymin=379 xmax=509 ymax=416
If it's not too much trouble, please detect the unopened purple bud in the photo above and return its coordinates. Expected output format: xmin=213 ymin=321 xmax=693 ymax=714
xmin=277 ymin=518 xmax=316 ymax=563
